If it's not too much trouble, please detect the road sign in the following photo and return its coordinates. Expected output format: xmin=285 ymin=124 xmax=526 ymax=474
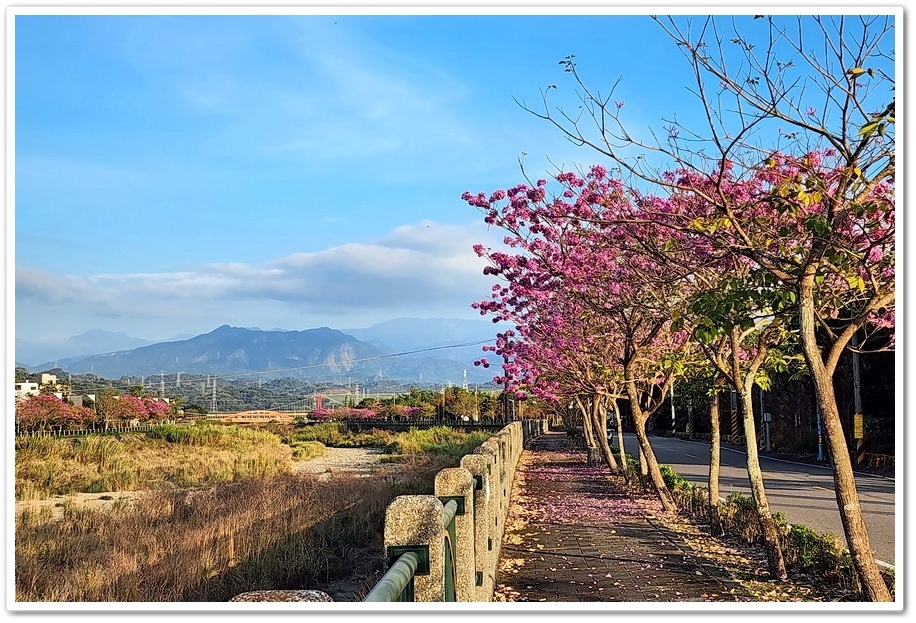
xmin=854 ymin=413 xmax=864 ymax=439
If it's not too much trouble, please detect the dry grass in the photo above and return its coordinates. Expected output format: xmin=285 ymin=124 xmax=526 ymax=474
xmin=14 ymin=469 xmax=437 ymax=602
xmin=13 ymin=422 xmax=488 ymax=603
xmin=15 ymin=424 xmax=294 ymax=499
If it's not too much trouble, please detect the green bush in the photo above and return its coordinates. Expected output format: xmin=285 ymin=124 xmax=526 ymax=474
xmin=290 ymin=441 xmax=326 ymax=461
xmin=383 ymin=427 xmax=490 ymax=459
xmin=783 ymin=523 xmax=852 ymax=578
xmin=659 ymin=464 xmax=692 ymax=494
xmin=146 ymin=423 xmax=280 ymax=448
xmin=147 ymin=423 xmax=220 ymax=445
xmin=287 ymin=423 xmax=373 ymax=447
xmin=657 ymin=463 xmax=868 ymax=591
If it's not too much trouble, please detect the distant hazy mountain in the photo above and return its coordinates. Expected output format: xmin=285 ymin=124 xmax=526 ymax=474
xmin=53 ymin=325 xmax=376 ymax=379
xmin=16 ymin=329 xmax=158 ymax=367
xmin=22 ymin=320 xmax=507 ymax=384
xmin=344 ymin=317 xmax=505 ymax=383
xmin=345 ymin=317 xmax=502 ymax=355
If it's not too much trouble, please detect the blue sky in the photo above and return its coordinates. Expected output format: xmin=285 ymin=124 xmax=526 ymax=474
xmin=9 ymin=4 xmax=897 ymax=360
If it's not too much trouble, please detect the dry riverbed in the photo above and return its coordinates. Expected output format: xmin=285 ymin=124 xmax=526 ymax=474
xmin=15 ymin=447 xmax=396 ymax=520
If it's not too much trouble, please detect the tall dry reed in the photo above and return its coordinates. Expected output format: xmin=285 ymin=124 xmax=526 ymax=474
xmin=15 ymin=469 xmax=436 ymax=602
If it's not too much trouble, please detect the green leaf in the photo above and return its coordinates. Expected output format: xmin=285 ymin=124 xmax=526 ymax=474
xmin=858 ymin=120 xmax=881 ymax=137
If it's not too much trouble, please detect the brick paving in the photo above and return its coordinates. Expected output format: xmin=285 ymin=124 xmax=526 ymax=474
xmin=494 ymin=430 xmax=756 ymax=602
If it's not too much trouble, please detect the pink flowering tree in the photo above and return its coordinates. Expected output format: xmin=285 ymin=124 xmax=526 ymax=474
xmin=522 ymin=15 xmax=894 ymax=599
xmin=141 ymin=397 xmax=173 ymax=422
xmin=338 ymin=407 xmax=378 ymax=421
xmin=464 ymin=166 xmax=709 ymax=511
xmin=15 ymin=394 xmax=95 ymax=432
xmin=115 ymin=394 xmax=147 ymax=424
xmin=310 ymin=408 xmax=333 ymax=422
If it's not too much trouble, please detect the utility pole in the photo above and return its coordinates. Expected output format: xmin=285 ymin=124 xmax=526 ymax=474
xmin=816 ymin=402 xmax=825 ymax=462
xmin=852 ymin=333 xmax=865 ymax=466
xmin=730 ymin=388 xmax=739 ymax=439
xmin=211 ymin=378 xmax=217 ymax=414
xmin=669 ymin=379 xmax=675 ymax=431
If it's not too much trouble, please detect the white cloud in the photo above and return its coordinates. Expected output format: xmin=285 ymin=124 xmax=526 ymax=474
xmin=15 ymin=221 xmax=502 ymax=337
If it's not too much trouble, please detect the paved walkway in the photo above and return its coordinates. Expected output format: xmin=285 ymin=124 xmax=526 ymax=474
xmin=494 ymin=431 xmax=756 ymax=603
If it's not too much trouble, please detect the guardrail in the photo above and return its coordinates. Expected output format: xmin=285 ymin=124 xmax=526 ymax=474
xmin=229 ymin=418 xmax=548 ymax=604
xmin=361 ymin=418 xmax=547 ymax=602
xmin=363 ymin=498 xmax=460 ymax=602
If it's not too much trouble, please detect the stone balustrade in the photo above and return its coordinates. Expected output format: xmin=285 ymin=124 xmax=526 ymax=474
xmin=230 ymin=418 xmax=548 ymax=603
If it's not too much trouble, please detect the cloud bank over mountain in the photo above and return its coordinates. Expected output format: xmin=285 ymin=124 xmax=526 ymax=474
xmin=16 ymin=221 xmax=502 ymax=343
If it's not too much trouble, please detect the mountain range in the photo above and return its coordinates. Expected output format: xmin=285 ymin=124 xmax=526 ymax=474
xmin=17 ymin=318 xmax=505 ymax=385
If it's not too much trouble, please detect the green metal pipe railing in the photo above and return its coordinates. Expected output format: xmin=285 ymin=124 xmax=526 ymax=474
xmin=441 ymin=498 xmax=459 ymax=602
xmin=363 ymin=498 xmax=460 ymax=602
xmin=363 ymin=550 xmax=421 ymax=602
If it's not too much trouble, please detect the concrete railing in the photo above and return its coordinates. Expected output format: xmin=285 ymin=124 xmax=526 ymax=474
xmin=230 ymin=418 xmax=549 ymax=603
xmin=366 ymin=418 xmax=548 ymax=602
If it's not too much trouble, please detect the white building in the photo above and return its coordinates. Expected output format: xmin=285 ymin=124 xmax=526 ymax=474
xmin=14 ymin=382 xmax=40 ymax=400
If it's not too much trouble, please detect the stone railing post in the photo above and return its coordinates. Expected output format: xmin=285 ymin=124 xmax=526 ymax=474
xmin=494 ymin=431 xmax=511 ymax=540
xmin=382 ymin=495 xmax=445 ymax=601
xmin=434 ymin=467 xmax=475 ymax=602
xmin=460 ymin=452 xmax=493 ymax=601
xmin=473 ymin=441 xmax=502 ymax=561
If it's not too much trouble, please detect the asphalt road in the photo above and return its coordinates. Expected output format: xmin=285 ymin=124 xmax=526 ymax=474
xmin=621 ymin=433 xmax=896 ymax=567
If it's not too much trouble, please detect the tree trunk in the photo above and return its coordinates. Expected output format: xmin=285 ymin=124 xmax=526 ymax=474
xmin=576 ymin=396 xmax=596 ymax=452
xmin=592 ymin=396 xmax=620 ymax=471
xmin=611 ymin=398 xmax=629 ymax=483
xmin=738 ymin=384 xmax=787 ymax=580
xmin=625 ymin=378 xmax=675 ymax=511
xmin=798 ymin=282 xmax=891 ymax=601
xmin=708 ymin=388 xmax=723 ymax=536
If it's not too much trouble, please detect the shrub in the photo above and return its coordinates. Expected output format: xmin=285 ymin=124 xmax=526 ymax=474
xmin=384 ymin=427 xmax=490 ymax=460
xmin=290 ymin=441 xmax=326 ymax=461
xmin=659 ymin=464 xmax=692 ymax=494
xmin=656 ymin=463 xmax=871 ymax=592
xmin=72 ymin=436 xmax=123 ymax=469
xmin=719 ymin=492 xmax=761 ymax=543
xmin=288 ymin=422 xmax=349 ymax=446
xmin=783 ymin=523 xmax=852 ymax=579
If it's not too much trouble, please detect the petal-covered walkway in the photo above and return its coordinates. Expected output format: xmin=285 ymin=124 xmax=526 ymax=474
xmin=494 ymin=430 xmax=755 ymax=602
